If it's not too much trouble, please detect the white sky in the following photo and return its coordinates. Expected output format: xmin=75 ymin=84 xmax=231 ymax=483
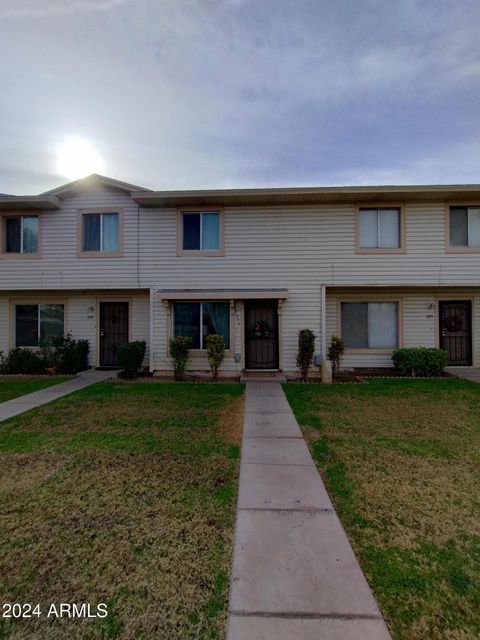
xmin=1 ymin=0 xmax=480 ymax=193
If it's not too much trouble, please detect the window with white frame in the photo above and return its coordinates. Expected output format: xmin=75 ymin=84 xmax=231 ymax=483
xmin=449 ymin=206 xmax=480 ymax=247
xmin=181 ymin=211 xmax=221 ymax=251
xmin=341 ymin=302 xmax=398 ymax=348
xmin=4 ymin=216 xmax=39 ymax=254
xmin=358 ymin=208 xmax=401 ymax=249
xmin=173 ymin=301 xmax=230 ymax=349
xmin=15 ymin=304 xmax=64 ymax=347
xmin=82 ymin=212 xmax=120 ymax=252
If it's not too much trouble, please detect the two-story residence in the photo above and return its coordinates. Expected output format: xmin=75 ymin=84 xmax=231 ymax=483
xmin=1 ymin=173 xmax=479 ymax=377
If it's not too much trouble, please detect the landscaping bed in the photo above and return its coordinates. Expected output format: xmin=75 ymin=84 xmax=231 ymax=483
xmin=0 ymin=376 xmax=72 ymax=403
xmin=283 ymin=378 xmax=480 ymax=640
xmin=0 ymin=381 xmax=244 ymax=639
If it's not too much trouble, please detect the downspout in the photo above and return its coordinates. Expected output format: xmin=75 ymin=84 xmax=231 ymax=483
xmin=321 ymin=284 xmax=326 ymax=358
xmin=149 ymin=287 xmax=154 ymax=373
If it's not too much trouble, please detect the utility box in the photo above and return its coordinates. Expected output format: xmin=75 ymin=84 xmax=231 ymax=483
xmin=321 ymin=359 xmax=332 ymax=384
xmin=313 ymin=353 xmax=323 ymax=366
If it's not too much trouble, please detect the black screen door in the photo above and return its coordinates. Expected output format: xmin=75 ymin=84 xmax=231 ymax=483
xmin=245 ymin=300 xmax=279 ymax=369
xmin=439 ymin=300 xmax=472 ymax=365
xmin=99 ymin=302 xmax=129 ymax=366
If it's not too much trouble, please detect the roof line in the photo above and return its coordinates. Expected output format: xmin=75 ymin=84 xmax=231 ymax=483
xmin=133 ymin=183 xmax=480 ymax=199
xmin=42 ymin=173 xmax=151 ymax=196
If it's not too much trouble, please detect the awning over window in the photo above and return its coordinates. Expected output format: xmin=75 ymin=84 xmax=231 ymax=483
xmin=157 ymin=288 xmax=288 ymax=301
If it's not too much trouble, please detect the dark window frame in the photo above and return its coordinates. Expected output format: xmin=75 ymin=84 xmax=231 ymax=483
xmin=172 ymin=301 xmax=231 ymax=350
xmin=341 ymin=301 xmax=399 ymax=349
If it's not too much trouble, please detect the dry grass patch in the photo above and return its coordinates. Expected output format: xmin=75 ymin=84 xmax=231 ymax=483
xmin=0 ymin=381 xmax=244 ymax=640
xmin=284 ymin=379 xmax=480 ymax=640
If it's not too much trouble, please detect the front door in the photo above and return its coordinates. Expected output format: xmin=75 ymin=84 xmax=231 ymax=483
xmin=245 ymin=300 xmax=279 ymax=369
xmin=439 ymin=300 xmax=472 ymax=365
xmin=99 ymin=302 xmax=129 ymax=367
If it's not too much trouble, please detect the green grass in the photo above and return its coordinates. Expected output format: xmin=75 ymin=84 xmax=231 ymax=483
xmin=0 ymin=381 xmax=244 ymax=640
xmin=0 ymin=376 xmax=72 ymax=403
xmin=284 ymin=378 xmax=480 ymax=640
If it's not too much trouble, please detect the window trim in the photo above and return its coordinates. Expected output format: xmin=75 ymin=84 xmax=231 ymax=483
xmin=177 ymin=208 xmax=225 ymax=257
xmin=168 ymin=299 xmax=233 ymax=358
xmin=77 ymin=208 xmax=124 ymax=258
xmin=0 ymin=213 xmax=41 ymax=259
xmin=337 ymin=296 xmax=403 ymax=353
xmin=355 ymin=202 xmax=405 ymax=254
xmin=445 ymin=201 xmax=480 ymax=253
xmin=10 ymin=298 xmax=67 ymax=349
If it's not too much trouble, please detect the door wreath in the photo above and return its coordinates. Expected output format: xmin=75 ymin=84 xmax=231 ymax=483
xmin=445 ymin=314 xmax=463 ymax=332
xmin=253 ymin=320 xmax=271 ymax=338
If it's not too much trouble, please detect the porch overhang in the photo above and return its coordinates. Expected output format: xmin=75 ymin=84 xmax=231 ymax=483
xmin=157 ymin=288 xmax=288 ymax=301
xmin=133 ymin=184 xmax=480 ymax=208
xmin=0 ymin=195 xmax=61 ymax=211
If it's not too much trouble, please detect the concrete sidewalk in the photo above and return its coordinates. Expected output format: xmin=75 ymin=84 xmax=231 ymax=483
xmin=447 ymin=366 xmax=480 ymax=383
xmin=227 ymin=382 xmax=392 ymax=640
xmin=0 ymin=369 xmax=117 ymax=423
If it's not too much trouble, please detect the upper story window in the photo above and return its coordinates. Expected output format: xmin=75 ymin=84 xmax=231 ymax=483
xmin=449 ymin=206 xmax=480 ymax=249
xmin=80 ymin=211 xmax=121 ymax=255
xmin=3 ymin=215 xmax=39 ymax=255
xmin=15 ymin=303 xmax=64 ymax=347
xmin=173 ymin=301 xmax=230 ymax=349
xmin=341 ymin=301 xmax=398 ymax=349
xmin=357 ymin=206 xmax=403 ymax=252
xmin=179 ymin=210 xmax=223 ymax=255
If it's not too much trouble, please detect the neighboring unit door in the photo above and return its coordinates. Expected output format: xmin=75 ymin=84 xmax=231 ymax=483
xmin=99 ymin=302 xmax=129 ymax=366
xmin=245 ymin=300 xmax=279 ymax=369
xmin=439 ymin=300 xmax=472 ymax=366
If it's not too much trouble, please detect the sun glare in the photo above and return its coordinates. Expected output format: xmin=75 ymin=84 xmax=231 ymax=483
xmin=56 ymin=136 xmax=106 ymax=180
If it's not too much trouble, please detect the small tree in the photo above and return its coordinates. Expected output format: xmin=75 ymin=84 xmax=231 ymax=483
xmin=327 ymin=335 xmax=344 ymax=379
xmin=169 ymin=336 xmax=192 ymax=381
xmin=296 ymin=329 xmax=316 ymax=382
xmin=206 ymin=334 xmax=226 ymax=382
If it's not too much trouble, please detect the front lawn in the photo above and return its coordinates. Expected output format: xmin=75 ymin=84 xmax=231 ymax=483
xmin=0 ymin=381 xmax=244 ymax=639
xmin=0 ymin=376 xmax=72 ymax=403
xmin=284 ymin=378 xmax=480 ymax=640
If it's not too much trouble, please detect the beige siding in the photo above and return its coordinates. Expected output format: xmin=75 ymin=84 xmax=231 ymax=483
xmin=0 ymin=290 xmax=149 ymax=367
xmin=327 ymin=287 xmax=480 ymax=369
xmin=3 ymin=183 xmax=480 ymax=374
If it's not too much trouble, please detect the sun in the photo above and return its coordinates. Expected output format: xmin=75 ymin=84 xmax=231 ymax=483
xmin=56 ymin=136 xmax=106 ymax=180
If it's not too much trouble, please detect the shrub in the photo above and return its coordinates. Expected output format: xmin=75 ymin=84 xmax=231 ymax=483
xmin=206 ymin=334 xmax=226 ymax=382
xmin=48 ymin=333 xmax=90 ymax=374
xmin=0 ymin=348 xmax=46 ymax=375
xmin=392 ymin=347 xmax=448 ymax=377
xmin=327 ymin=335 xmax=344 ymax=379
xmin=118 ymin=341 xmax=146 ymax=378
xmin=169 ymin=336 xmax=192 ymax=381
xmin=296 ymin=329 xmax=316 ymax=382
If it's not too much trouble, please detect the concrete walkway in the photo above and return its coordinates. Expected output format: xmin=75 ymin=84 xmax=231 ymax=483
xmin=227 ymin=382 xmax=392 ymax=640
xmin=0 ymin=369 xmax=117 ymax=423
xmin=447 ymin=366 xmax=480 ymax=383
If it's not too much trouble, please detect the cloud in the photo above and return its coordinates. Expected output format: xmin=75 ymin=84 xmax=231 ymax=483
xmin=1 ymin=0 xmax=134 ymax=19
xmin=1 ymin=0 xmax=480 ymax=193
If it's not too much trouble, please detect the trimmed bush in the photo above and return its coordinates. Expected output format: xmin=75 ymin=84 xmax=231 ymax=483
xmin=118 ymin=341 xmax=146 ymax=378
xmin=206 ymin=334 xmax=226 ymax=382
xmin=49 ymin=333 xmax=90 ymax=374
xmin=0 ymin=348 xmax=46 ymax=375
xmin=296 ymin=329 xmax=316 ymax=382
xmin=327 ymin=335 xmax=344 ymax=379
xmin=169 ymin=336 xmax=192 ymax=381
xmin=392 ymin=347 xmax=448 ymax=377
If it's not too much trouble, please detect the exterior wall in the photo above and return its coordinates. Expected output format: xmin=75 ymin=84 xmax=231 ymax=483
xmin=0 ymin=185 xmax=143 ymax=290
xmin=0 ymin=290 xmax=150 ymax=367
xmin=326 ymin=287 xmax=480 ymax=369
xmin=2 ymin=183 xmax=480 ymax=374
